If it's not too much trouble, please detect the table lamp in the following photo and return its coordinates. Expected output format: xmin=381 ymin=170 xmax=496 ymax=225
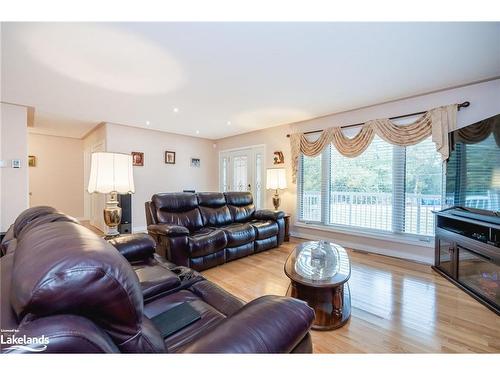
xmin=266 ymin=168 xmax=287 ymax=210
xmin=87 ymin=152 xmax=135 ymax=237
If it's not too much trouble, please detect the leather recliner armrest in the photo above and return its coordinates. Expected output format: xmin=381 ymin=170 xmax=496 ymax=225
xmin=147 ymin=224 xmax=189 ymax=237
xmin=253 ymin=209 xmax=285 ymax=221
xmin=108 ymin=234 xmax=156 ymax=262
xmin=181 ymin=295 xmax=314 ymax=353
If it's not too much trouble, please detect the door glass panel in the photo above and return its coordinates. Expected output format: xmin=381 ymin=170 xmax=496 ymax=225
xmin=233 ymin=156 xmax=248 ymax=191
xmin=437 ymin=238 xmax=454 ymax=276
xmin=221 ymin=157 xmax=228 ymax=191
xmin=255 ymin=153 xmax=262 ymax=208
xmin=458 ymin=247 xmax=499 ymax=307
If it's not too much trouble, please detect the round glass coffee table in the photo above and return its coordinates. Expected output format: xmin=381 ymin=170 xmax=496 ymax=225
xmin=284 ymin=240 xmax=351 ymax=330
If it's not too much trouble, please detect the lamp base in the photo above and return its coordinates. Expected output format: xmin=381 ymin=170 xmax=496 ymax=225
xmin=272 ymin=191 xmax=281 ymax=211
xmin=104 ymin=192 xmax=121 ymax=238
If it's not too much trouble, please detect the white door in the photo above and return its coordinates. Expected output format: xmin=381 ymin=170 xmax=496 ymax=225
xmin=219 ymin=146 xmax=265 ymax=209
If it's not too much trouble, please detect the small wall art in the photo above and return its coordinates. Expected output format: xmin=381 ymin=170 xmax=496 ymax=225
xmin=165 ymin=151 xmax=176 ymax=164
xmin=273 ymin=151 xmax=284 ymax=164
xmin=131 ymin=152 xmax=144 ymax=166
xmin=190 ymin=158 xmax=201 ymax=168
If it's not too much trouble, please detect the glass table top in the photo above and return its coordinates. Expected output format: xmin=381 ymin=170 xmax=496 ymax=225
xmin=285 ymin=240 xmax=351 ymax=286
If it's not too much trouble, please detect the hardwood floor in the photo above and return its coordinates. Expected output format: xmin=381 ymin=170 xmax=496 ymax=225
xmin=202 ymin=237 xmax=500 ymax=353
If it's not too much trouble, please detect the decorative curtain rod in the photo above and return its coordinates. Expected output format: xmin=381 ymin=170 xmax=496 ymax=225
xmin=286 ymin=101 xmax=470 ymax=138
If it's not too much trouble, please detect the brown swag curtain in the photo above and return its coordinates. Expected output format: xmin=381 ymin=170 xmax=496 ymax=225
xmin=290 ymin=104 xmax=458 ymax=183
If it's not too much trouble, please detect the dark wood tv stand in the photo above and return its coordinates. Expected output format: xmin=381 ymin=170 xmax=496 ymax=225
xmin=433 ymin=208 xmax=500 ymax=315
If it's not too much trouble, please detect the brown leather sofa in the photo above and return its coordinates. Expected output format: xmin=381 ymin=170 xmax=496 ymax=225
xmin=146 ymin=191 xmax=285 ymax=271
xmin=0 ymin=207 xmax=314 ymax=353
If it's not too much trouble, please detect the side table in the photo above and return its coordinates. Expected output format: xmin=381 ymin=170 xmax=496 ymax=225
xmin=284 ymin=214 xmax=291 ymax=242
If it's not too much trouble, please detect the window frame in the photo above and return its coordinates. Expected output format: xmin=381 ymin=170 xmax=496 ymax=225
xmin=297 ymin=140 xmax=442 ymax=241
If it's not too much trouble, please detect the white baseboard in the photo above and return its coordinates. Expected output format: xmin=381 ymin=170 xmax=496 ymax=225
xmin=133 ymin=226 xmax=147 ymax=233
xmin=290 ymin=231 xmax=433 ymax=265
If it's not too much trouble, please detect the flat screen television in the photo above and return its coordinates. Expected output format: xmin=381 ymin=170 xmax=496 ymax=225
xmin=445 ymin=113 xmax=500 ymax=216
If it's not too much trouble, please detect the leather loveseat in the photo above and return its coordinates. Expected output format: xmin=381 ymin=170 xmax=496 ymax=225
xmin=145 ymin=191 xmax=285 ymax=271
xmin=0 ymin=206 xmax=314 ymax=353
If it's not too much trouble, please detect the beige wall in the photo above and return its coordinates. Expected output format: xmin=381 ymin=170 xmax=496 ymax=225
xmin=28 ymin=133 xmax=84 ymax=218
xmin=215 ymin=79 xmax=500 ymax=263
xmin=104 ymin=123 xmax=218 ymax=230
xmin=1 ymin=103 xmax=29 ymax=231
xmin=82 ymin=124 xmax=107 ymax=230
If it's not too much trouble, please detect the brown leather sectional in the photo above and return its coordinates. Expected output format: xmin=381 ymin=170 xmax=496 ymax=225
xmin=146 ymin=191 xmax=285 ymax=271
xmin=0 ymin=206 xmax=314 ymax=353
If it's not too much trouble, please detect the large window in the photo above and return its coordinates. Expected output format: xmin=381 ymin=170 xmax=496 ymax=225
xmin=298 ymin=134 xmax=442 ymax=237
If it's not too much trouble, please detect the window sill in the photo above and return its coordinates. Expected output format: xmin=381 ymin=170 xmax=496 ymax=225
xmin=294 ymin=221 xmax=434 ymax=248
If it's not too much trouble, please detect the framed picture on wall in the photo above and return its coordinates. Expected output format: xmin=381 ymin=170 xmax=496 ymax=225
xmin=273 ymin=151 xmax=284 ymax=164
xmin=28 ymin=155 xmax=37 ymax=167
xmin=190 ymin=158 xmax=201 ymax=168
xmin=131 ymin=152 xmax=144 ymax=166
xmin=165 ymin=151 xmax=176 ymax=164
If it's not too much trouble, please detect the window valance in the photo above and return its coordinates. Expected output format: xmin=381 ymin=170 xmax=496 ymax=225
xmin=290 ymin=104 xmax=458 ymax=183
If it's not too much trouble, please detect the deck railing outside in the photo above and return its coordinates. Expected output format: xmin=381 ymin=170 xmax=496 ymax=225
xmin=300 ymin=191 xmax=443 ymax=236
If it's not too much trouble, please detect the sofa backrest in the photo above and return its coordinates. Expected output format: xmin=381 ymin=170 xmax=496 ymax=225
xmin=151 ymin=193 xmax=203 ymax=232
xmin=224 ymin=192 xmax=256 ymax=223
xmin=7 ymin=219 xmax=165 ymax=353
xmin=197 ymin=192 xmax=232 ymax=227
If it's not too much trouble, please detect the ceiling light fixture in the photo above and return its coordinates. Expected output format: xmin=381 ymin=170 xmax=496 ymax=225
xmin=146 ymin=121 xmax=150 ymax=125
xmin=196 ymin=130 xmax=200 ymax=135
xmin=173 ymin=107 xmax=179 ymax=113
xmin=227 ymin=121 xmax=231 ymax=125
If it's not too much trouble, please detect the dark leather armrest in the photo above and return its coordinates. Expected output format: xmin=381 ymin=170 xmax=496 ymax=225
xmin=181 ymin=296 xmax=314 ymax=353
xmin=147 ymin=224 xmax=189 ymax=237
xmin=108 ymin=234 xmax=155 ymax=262
xmin=254 ymin=209 xmax=285 ymax=221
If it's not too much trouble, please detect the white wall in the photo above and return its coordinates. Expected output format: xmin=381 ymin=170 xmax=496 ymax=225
xmin=215 ymin=79 xmax=500 ymax=263
xmin=1 ymin=103 xmax=29 ymax=231
xmin=28 ymin=133 xmax=84 ymax=218
xmin=104 ymin=123 xmax=218 ymax=231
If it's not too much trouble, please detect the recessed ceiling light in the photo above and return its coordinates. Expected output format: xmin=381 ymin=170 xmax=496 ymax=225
xmin=227 ymin=121 xmax=231 ymax=125
xmin=146 ymin=121 xmax=150 ymax=125
xmin=195 ymin=130 xmax=200 ymax=135
xmin=173 ymin=107 xmax=179 ymax=113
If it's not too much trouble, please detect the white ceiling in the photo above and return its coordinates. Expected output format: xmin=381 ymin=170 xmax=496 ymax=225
xmin=2 ymin=22 xmax=500 ymax=139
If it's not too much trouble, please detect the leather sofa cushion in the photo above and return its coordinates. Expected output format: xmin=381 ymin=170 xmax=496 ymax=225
xmin=250 ymin=220 xmax=279 ymax=239
xmin=224 ymin=192 xmax=255 ymax=223
xmin=9 ymin=221 xmax=163 ymax=352
xmin=15 ymin=210 xmax=79 ymax=240
xmin=144 ymin=289 xmax=226 ymax=353
xmin=187 ymin=228 xmax=227 ymax=258
xmin=1 ymin=225 xmax=15 ymax=255
xmin=147 ymin=223 xmax=189 ymax=237
xmin=156 ymin=209 xmax=203 ymax=233
xmin=108 ymin=234 xmax=156 ymax=262
xmin=152 ymin=192 xmax=198 ymax=212
xmin=13 ymin=206 xmax=59 ymax=237
xmin=153 ymin=193 xmax=203 ymax=232
xmin=220 ymin=223 xmax=255 ymax=247
xmin=197 ymin=192 xmax=232 ymax=227
xmin=254 ymin=209 xmax=285 ymax=221
xmin=1 ymin=253 xmax=18 ymax=332
xmin=224 ymin=191 xmax=253 ymax=206
xmin=134 ymin=265 xmax=181 ymax=300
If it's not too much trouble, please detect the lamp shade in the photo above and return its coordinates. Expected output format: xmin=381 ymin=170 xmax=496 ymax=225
xmin=266 ymin=168 xmax=287 ymax=190
xmin=87 ymin=152 xmax=135 ymax=194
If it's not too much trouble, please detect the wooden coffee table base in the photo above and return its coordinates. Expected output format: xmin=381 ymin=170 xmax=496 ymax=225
xmin=287 ymin=281 xmax=351 ymax=330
